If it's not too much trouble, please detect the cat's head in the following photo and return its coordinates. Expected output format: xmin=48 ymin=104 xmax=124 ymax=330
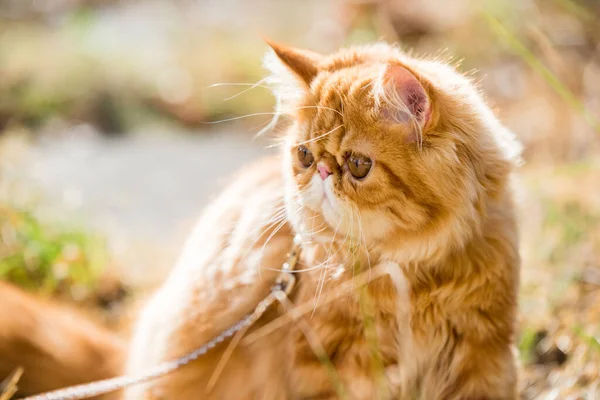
xmin=264 ymin=41 xmax=521 ymax=262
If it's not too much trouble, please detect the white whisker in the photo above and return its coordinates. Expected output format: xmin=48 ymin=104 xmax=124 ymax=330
xmin=299 ymin=124 xmax=344 ymax=145
xmin=202 ymin=112 xmax=288 ymax=125
xmin=208 ymin=80 xmax=269 ymax=101
xmin=311 ymin=215 xmax=344 ymax=315
xmin=291 ymin=105 xmax=344 ymax=118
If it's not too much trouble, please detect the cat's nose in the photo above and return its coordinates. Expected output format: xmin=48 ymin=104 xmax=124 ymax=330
xmin=317 ymin=164 xmax=332 ymax=180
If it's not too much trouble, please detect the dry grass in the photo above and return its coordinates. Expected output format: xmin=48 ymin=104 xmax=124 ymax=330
xmin=517 ymin=161 xmax=600 ymax=398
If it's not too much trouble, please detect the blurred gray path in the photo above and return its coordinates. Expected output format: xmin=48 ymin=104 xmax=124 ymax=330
xmin=15 ymin=127 xmax=274 ymax=284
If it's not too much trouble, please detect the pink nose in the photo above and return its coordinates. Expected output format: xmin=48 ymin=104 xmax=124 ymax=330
xmin=317 ymin=164 xmax=332 ymax=180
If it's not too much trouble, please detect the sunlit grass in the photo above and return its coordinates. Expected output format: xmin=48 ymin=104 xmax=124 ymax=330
xmin=0 ymin=203 xmax=107 ymax=300
xmin=552 ymin=0 xmax=600 ymax=29
xmin=483 ymin=12 xmax=600 ymax=134
xmin=484 ymin=14 xmax=600 ymax=134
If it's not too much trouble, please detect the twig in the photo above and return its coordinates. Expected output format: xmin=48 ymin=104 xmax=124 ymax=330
xmin=0 ymin=367 xmax=24 ymax=400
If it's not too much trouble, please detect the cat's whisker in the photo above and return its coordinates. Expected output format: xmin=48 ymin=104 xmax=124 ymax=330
xmin=256 ymin=201 xmax=308 ymax=274
xmin=261 ymin=215 xmax=292 ymax=252
xmin=295 ymin=221 xmax=331 ymax=245
xmin=264 ymin=209 xmax=288 ymax=223
xmin=202 ymin=104 xmax=343 ymax=138
xmin=299 ymin=124 xmax=344 ymax=145
xmin=241 ymin=206 xmax=288 ymax=250
xmin=312 ymin=262 xmax=328 ymax=318
xmin=249 ymin=217 xmax=287 ymax=252
xmin=280 ymin=222 xmax=341 ymax=274
xmin=260 ymin=227 xmax=336 ymax=274
xmin=254 ymin=99 xmax=285 ymax=139
xmin=327 ymin=215 xmax=344 ymax=251
xmin=310 ymin=208 xmax=355 ymax=313
xmin=299 ymin=221 xmax=330 ymax=238
xmin=320 ymin=207 xmax=352 ymax=268
xmin=310 ymin=218 xmax=342 ymax=313
xmin=290 ymin=105 xmax=344 ymax=118
xmin=340 ymin=206 xmax=367 ymax=289
xmin=202 ymin=112 xmax=290 ymax=125
xmin=299 ymin=218 xmax=343 ymax=275
xmin=248 ymin=118 xmax=277 ymax=134
xmin=208 ymin=79 xmax=269 ymax=101
xmin=264 ymin=141 xmax=283 ymax=150
xmin=263 ymin=261 xmax=321 ymax=274
xmin=310 ymin=215 xmax=345 ymax=315
xmin=255 ymin=217 xmax=290 ymax=279
xmin=208 ymin=81 xmax=266 ymax=88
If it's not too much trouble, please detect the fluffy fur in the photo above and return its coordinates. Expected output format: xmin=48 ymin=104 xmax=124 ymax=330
xmin=125 ymin=42 xmax=522 ymax=399
xmin=0 ymin=41 xmax=522 ymax=400
xmin=0 ymin=281 xmax=124 ymax=399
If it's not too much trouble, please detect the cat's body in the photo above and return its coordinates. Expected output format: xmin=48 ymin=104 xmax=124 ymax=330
xmin=127 ymin=42 xmax=521 ymax=399
xmin=0 ymin=42 xmax=521 ymax=400
xmin=125 ymin=165 xmax=518 ymax=400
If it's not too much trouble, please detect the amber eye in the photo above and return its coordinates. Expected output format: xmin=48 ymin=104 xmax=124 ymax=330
xmin=297 ymin=145 xmax=314 ymax=168
xmin=347 ymin=153 xmax=372 ymax=179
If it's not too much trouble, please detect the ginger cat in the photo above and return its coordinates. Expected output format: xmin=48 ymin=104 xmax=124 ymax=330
xmin=0 ymin=41 xmax=521 ymax=400
xmin=125 ymin=41 xmax=522 ymax=399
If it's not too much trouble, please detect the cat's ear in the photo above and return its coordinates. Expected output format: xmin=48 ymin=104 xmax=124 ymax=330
xmin=264 ymin=39 xmax=322 ymax=86
xmin=378 ymin=64 xmax=432 ymax=131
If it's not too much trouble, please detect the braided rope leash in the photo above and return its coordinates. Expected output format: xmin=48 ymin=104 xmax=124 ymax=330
xmin=20 ymin=234 xmax=302 ymax=400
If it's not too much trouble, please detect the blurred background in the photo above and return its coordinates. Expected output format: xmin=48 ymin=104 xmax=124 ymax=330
xmin=0 ymin=0 xmax=599 ymax=398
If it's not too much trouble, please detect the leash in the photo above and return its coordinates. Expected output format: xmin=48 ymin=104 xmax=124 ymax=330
xmin=18 ymin=234 xmax=302 ymax=400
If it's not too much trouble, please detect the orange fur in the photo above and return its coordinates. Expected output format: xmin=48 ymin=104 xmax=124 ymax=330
xmin=0 ymin=282 xmax=125 ymax=399
xmin=125 ymin=41 xmax=522 ymax=400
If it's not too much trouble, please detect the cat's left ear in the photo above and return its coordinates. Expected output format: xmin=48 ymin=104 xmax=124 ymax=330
xmin=264 ymin=39 xmax=323 ymax=86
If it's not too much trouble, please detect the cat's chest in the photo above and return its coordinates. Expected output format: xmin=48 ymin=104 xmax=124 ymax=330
xmin=289 ymin=255 xmax=407 ymax=348
xmin=283 ymin=261 xmax=406 ymax=397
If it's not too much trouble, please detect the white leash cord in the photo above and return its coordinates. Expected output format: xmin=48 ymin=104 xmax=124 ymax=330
xmin=19 ymin=234 xmax=302 ymax=400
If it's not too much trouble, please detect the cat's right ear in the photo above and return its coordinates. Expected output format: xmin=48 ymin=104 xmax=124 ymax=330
xmin=376 ymin=64 xmax=432 ymax=134
xmin=264 ymin=39 xmax=322 ymax=87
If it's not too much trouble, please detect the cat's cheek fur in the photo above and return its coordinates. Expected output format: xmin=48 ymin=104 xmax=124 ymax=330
xmin=295 ymin=173 xmax=347 ymax=236
xmin=301 ymin=174 xmax=325 ymax=212
xmin=320 ymin=178 xmax=343 ymax=225
xmin=282 ymin=145 xmax=305 ymax=233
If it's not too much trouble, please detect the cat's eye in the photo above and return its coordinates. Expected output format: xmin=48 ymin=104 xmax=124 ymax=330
xmin=347 ymin=153 xmax=372 ymax=180
xmin=297 ymin=145 xmax=314 ymax=168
